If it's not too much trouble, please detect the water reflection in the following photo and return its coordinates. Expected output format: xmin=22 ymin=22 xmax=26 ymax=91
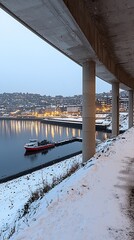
xmin=24 ymin=149 xmax=48 ymax=157
xmin=96 ymin=131 xmax=111 ymax=141
xmin=0 ymin=120 xmax=111 ymax=141
xmin=0 ymin=120 xmax=82 ymax=140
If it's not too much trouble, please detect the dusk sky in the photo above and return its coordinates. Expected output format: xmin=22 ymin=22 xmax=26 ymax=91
xmin=0 ymin=9 xmax=111 ymax=96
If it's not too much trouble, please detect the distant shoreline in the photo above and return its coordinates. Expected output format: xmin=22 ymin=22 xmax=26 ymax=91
xmin=0 ymin=116 xmax=125 ymax=133
xmin=0 ymin=116 xmax=42 ymax=121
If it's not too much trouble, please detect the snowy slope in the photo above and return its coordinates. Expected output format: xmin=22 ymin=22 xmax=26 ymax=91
xmin=1 ymin=128 xmax=134 ymax=240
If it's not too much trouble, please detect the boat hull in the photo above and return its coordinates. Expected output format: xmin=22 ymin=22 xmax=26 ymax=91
xmin=24 ymin=143 xmax=55 ymax=152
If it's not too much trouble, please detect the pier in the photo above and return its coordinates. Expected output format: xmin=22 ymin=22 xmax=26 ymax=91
xmin=41 ymin=118 xmax=110 ymax=131
xmin=55 ymin=137 xmax=82 ymax=146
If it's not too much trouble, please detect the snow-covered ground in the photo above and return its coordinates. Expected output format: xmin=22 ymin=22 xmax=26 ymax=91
xmin=107 ymin=112 xmax=129 ymax=131
xmin=1 ymin=127 xmax=134 ymax=239
xmin=0 ymin=156 xmax=83 ymax=239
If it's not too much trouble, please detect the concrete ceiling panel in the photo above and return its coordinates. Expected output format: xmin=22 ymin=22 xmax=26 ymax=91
xmin=1 ymin=0 xmax=134 ymax=89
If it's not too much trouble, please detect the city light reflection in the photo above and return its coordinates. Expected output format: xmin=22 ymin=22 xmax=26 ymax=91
xmin=0 ymin=119 xmax=111 ymax=144
xmin=45 ymin=125 xmax=48 ymax=138
xmin=51 ymin=125 xmax=55 ymax=140
xmin=72 ymin=128 xmax=76 ymax=137
xmin=66 ymin=128 xmax=69 ymax=137
xmin=59 ymin=127 xmax=62 ymax=137
xmin=0 ymin=120 xmax=82 ymax=141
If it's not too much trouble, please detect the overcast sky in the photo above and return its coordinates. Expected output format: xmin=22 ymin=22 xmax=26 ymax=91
xmin=0 ymin=9 xmax=111 ymax=96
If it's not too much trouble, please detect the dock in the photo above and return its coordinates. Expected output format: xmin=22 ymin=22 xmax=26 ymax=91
xmin=41 ymin=118 xmax=110 ymax=131
xmin=55 ymin=137 xmax=82 ymax=146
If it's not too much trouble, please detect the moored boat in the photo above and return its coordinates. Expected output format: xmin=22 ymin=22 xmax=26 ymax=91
xmin=24 ymin=139 xmax=55 ymax=152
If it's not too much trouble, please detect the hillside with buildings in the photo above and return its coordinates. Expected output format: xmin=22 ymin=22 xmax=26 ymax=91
xmin=0 ymin=91 xmax=128 ymax=118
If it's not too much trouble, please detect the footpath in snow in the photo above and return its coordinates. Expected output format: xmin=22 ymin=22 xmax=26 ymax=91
xmin=0 ymin=127 xmax=134 ymax=240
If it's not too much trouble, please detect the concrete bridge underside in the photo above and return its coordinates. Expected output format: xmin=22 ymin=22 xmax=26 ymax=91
xmin=1 ymin=0 xmax=134 ymax=161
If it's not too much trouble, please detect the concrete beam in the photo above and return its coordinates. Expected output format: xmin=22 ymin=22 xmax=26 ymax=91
xmin=82 ymin=61 xmax=96 ymax=162
xmin=63 ymin=0 xmax=134 ymax=89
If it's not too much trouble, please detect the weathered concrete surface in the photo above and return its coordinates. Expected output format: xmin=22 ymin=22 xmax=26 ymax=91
xmin=1 ymin=0 xmax=134 ymax=90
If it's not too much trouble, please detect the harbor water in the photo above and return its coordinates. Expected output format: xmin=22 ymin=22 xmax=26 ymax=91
xmin=0 ymin=120 xmax=111 ymax=182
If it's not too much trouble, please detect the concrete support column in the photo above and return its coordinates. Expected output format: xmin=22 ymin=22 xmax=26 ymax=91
xmin=82 ymin=61 xmax=96 ymax=162
xmin=128 ymin=90 xmax=133 ymax=128
xmin=112 ymin=82 xmax=119 ymax=137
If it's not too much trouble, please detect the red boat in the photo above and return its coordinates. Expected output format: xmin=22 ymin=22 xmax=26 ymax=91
xmin=24 ymin=139 xmax=55 ymax=152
